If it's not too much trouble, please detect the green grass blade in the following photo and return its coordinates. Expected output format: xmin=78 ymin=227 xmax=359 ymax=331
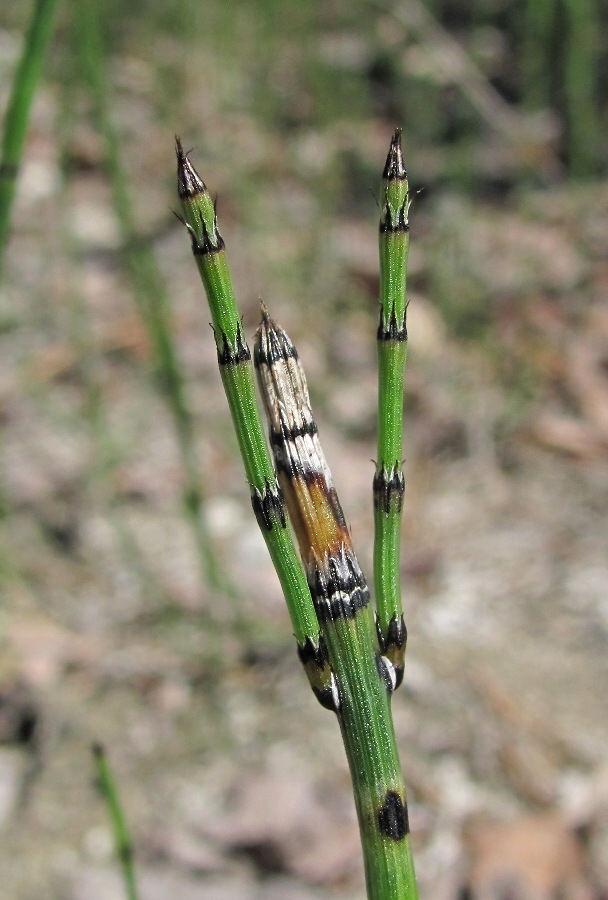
xmin=254 ymin=310 xmax=418 ymax=900
xmin=92 ymin=744 xmax=138 ymax=900
xmin=175 ymin=141 xmax=337 ymax=706
xmin=0 ymin=0 xmax=60 ymax=280
xmin=522 ymin=0 xmax=555 ymax=112
xmin=563 ymin=0 xmax=599 ymax=177
xmin=523 ymin=0 xmax=599 ymax=177
xmin=373 ymin=130 xmax=410 ymax=688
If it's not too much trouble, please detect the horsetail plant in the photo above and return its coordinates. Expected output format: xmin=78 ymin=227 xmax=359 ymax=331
xmin=175 ymin=141 xmax=332 ymax=702
xmin=176 ymin=132 xmax=418 ymax=900
xmin=92 ymin=743 xmax=139 ymax=900
xmin=374 ymin=130 xmax=411 ymax=689
xmin=0 ymin=0 xmax=60 ymax=280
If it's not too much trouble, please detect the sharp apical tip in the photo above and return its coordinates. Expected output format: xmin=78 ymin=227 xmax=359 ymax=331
xmin=175 ymin=136 xmax=206 ymax=199
xmin=383 ymin=129 xmax=407 ymax=181
xmin=257 ymin=301 xmax=282 ymax=338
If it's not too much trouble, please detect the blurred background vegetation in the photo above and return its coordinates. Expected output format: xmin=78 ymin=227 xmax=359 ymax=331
xmin=1 ymin=0 xmax=607 ymax=898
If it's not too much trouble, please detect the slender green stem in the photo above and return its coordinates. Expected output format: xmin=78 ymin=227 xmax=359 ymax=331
xmin=562 ymin=0 xmax=598 ymax=177
xmin=373 ymin=130 xmax=410 ymax=687
xmin=92 ymin=744 xmax=138 ymax=900
xmin=176 ymin=141 xmax=336 ymax=707
xmin=73 ymin=0 xmax=227 ymax=598
xmin=0 ymin=0 xmax=60 ymax=281
xmin=523 ymin=0 xmax=598 ymax=177
xmin=522 ymin=0 xmax=555 ymax=112
xmin=330 ymin=605 xmax=416 ymax=898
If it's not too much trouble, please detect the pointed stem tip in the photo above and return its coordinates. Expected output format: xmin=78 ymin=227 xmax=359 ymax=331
xmin=257 ymin=301 xmax=284 ymax=345
xmin=255 ymin=302 xmax=298 ymax=367
xmin=383 ymin=128 xmax=407 ymax=181
xmin=256 ymin=300 xmax=278 ymax=347
xmin=175 ymin=136 xmax=206 ymax=199
xmin=259 ymin=298 xmax=271 ymax=323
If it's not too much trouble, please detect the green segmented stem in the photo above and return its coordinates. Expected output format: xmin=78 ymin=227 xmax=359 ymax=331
xmin=92 ymin=744 xmax=138 ymax=900
xmin=325 ymin=600 xmax=417 ymax=899
xmin=373 ymin=129 xmax=410 ymax=687
xmin=0 ymin=0 xmax=60 ymax=281
xmin=176 ymin=135 xmax=418 ymax=899
xmin=175 ymin=139 xmax=320 ymax=654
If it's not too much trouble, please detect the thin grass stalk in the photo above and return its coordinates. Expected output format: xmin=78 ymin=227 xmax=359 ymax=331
xmin=523 ymin=0 xmax=598 ymax=177
xmin=562 ymin=0 xmax=598 ymax=177
xmin=522 ymin=0 xmax=555 ymax=112
xmin=71 ymin=0 xmax=227 ymax=600
xmin=0 ymin=0 xmax=60 ymax=281
xmin=373 ymin=130 xmax=410 ymax=688
xmin=92 ymin=744 xmax=138 ymax=900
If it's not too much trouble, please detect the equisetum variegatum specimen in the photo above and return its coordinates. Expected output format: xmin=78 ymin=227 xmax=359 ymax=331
xmin=176 ymin=131 xmax=418 ymax=900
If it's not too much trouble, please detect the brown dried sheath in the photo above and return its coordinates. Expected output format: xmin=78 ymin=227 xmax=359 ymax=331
xmin=254 ymin=306 xmax=418 ymax=899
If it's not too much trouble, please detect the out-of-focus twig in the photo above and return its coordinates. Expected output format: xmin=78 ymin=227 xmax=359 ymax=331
xmin=381 ymin=0 xmax=559 ymax=162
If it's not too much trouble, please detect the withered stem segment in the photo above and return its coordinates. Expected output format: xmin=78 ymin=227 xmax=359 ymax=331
xmin=255 ymin=308 xmax=417 ymax=900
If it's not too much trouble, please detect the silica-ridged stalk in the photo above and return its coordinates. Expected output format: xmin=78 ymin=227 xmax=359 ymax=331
xmin=0 ymin=0 xmax=60 ymax=280
xmin=175 ymin=135 xmax=418 ymax=899
xmin=373 ymin=130 xmax=411 ymax=688
xmin=175 ymin=139 xmax=336 ymax=707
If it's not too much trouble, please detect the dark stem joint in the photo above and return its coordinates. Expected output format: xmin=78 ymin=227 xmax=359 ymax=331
xmin=373 ymin=467 xmax=405 ymax=514
xmin=377 ymin=305 xmax=407 ymax=342
xmin=376 ymin=614 xmax=407 ymax=689
xmin=254 ymin=338 xmax=298 ymax=368
xmin=216 ymin=327 xmax=251 ymax=366
xmin=191 ymin=211 xmax=225 ymax=255
xmin=0 ymin=162 xmax=19 ymax=180
xmin=297 ymin=636 xmax=340 ymax=712
xmin=379 ymin=204 xmax=409 ymax=234
xmin=118 ymin=843 xmax=133 ymax=864
xmin=378 ymin=790 xmax=409 ymax=841
xmin=375 ymin=651 xmax=396 ymax=694
xmin=251 ymin=480 xmax=286 ymax=531
xmin=312 ymin=551 xmax=370 ymax=622
xmin=269 ymin=419 xmax=319 ymax=449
